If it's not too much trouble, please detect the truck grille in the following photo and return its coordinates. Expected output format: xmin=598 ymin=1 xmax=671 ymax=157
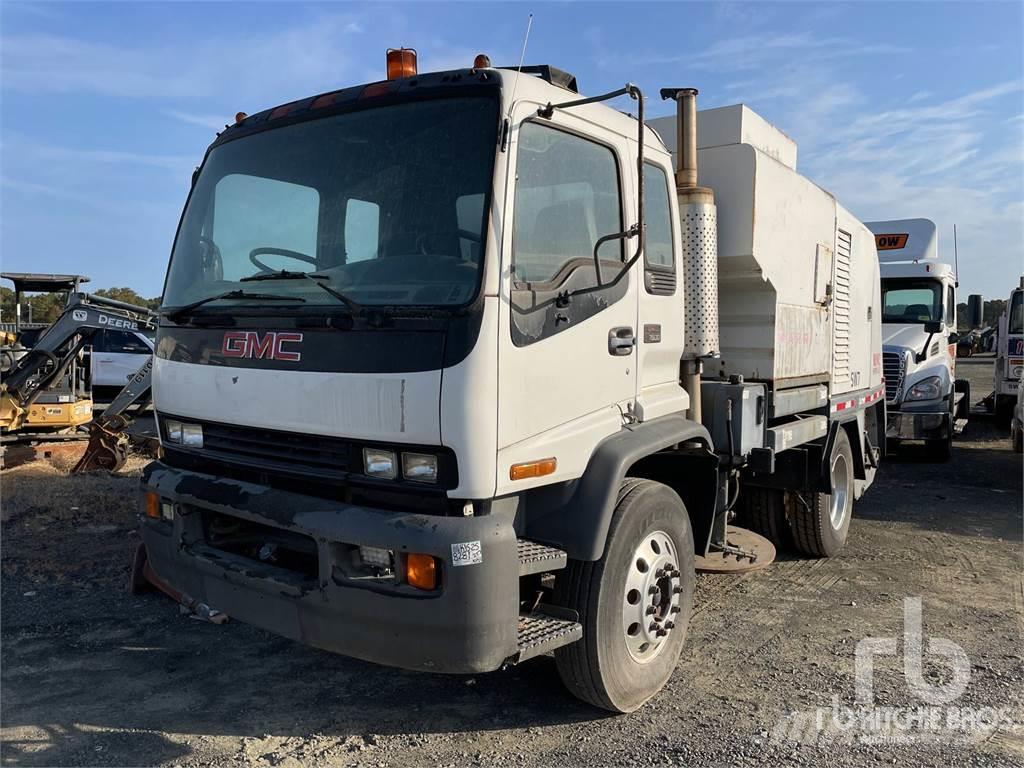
xmin=198 ymin=420 xmax=354 ymax=477
xmin=158 ymin=415 xmax=459 ymax=495
xmin=882 ymin=351 xmax=905 ymax=403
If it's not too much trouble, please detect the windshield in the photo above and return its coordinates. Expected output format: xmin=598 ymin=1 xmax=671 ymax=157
xmin=1010 ymin=291 xmax=1023 ymax=335
xmin=881 ymin=278 xmax=943 ymax=324
xmin=163 ymin=96 xmax=498 ymax=312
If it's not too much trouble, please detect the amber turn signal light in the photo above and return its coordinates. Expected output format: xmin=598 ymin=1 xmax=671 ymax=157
xmin=144 ymin=491 xmax=160 ymax=519
xmin=510 ymin=457 xmax=557 ymax=481
xmin=405 ymin=553 xmax=437 ymax=590
xmin=386 ymin=47 xmax=417 ymax=80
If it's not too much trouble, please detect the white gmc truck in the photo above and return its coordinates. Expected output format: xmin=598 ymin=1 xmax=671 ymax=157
xmin=138 ymin=55 xmax=884 ymax=712
xmin=866 ymin=219 xmax=968 ymax=460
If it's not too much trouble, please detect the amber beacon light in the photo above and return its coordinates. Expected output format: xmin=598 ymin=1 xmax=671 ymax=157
xmin=386 ymin=48 xmax=418 ymax=80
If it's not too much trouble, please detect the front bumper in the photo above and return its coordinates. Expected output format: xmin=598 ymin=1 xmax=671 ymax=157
xmin=886 ymin=410 xmax=950 ymax=440
xmin=139 ymin=462 xmax=519 ymax=674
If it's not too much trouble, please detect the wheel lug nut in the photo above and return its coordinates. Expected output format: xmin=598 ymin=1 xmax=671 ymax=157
xmin=649 ymin=622 xmax=659 ymax=632
xmin=657 ymin=629 xmax=667 ymax=637
xmin=665 ymin=621 xmax=675 ymax=630
xmin=649 ymin=586 xmax=659 ymax=595
xmin=646 ymin=606 xmax=656 ymax=615
xmin=673 ymin=586 xmax=683 ymax=594
xmin=671 ymin=605 xmax=681 ymax=613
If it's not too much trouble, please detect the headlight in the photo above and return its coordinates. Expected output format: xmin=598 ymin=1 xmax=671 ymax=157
xmin=906 ymin=376 xmax=942 ymax=401
xmin=363 ymin=447 xmax=397 ymax=479
xmin=163 ymin=419 xmax=183 ymax=443
xmin=402 ymin=452 xmax=438 ymax=483
xmin=1013 ymin=365 xmax=1023 ymax=379
xmin=181 ymin=423 xmax=203 ymax=447
xmin=163 ymin=418 xmax=202 ymax=447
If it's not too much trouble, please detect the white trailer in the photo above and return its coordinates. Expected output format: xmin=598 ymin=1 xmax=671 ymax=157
xmin=137 ymin=56 xmax=884 ymax=713
xmin=865 ymin=219 xmax=968 ymax=459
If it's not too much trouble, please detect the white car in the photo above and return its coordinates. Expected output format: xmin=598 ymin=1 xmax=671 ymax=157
xmin=89 ymin=329 xmax=154 ymax=388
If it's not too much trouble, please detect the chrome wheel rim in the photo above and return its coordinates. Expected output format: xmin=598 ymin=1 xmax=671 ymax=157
xmin=829 ymin=452 xmax=850 ymax=529
xmin=622 ymin=530 xmax=681 ymax=663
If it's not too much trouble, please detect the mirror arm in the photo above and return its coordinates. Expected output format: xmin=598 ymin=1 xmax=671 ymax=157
xmin=917 ymin=332 xmax=936 ymax=364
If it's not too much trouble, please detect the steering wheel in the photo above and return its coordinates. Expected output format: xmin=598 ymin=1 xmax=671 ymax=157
xmin=249 ymin=247 xmax=317 ymax=273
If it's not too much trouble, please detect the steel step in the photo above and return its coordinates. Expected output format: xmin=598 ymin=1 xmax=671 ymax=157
xmin=517 ymin=539 xmax=567 ymax=576
xmin=515 ymin=610 xmax=582 ymax=663
xmin=953 ymin=418 xmax=969 ymax=435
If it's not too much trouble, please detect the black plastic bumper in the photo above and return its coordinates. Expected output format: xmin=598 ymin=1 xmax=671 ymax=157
xmin=138 ymin=462 xmax=519 ymax=674
xmin=886 ymin=410 xmax=950 ymax=440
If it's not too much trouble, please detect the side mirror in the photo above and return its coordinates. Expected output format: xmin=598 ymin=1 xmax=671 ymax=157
xmin=924 ymin=320 xmax=942 ymax=334
xmin=948 ymin=332 xmax=960 ymax=345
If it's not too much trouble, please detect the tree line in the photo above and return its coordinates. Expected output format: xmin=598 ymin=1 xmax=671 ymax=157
xmin=956 ymin=299 xmax=1006 ymax=331
xmin=0 ymin=287 xmax=161 ymax=326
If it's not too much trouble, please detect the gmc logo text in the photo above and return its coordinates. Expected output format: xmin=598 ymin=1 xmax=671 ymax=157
xmin=221 ymin=331 xmax=303 ymax=362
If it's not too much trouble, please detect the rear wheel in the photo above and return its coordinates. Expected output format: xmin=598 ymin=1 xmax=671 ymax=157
xmin=555 ymin=478 xmax=695 ymax=713
xmin=736 ymin=486 xmax=791 ymax=550
xmin=789 ymin=428 xmax=854 ymax=558
xmin=996 ymin=396 xmax=1014 ymax=428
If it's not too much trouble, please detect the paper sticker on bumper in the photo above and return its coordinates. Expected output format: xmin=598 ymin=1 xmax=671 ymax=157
xmin=451 ymin=540 xmax=483 ymax=566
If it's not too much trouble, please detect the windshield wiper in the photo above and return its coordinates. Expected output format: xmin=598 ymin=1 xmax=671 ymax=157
xmin=162 ymin=289 xmax=306 ymax=321
xmin=241 ymin=270 xmax=362 ymax=316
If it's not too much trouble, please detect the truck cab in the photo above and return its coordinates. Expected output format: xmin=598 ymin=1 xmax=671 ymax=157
xmin=994 ymin=279 xmax=1024 ymax=424
xmin=867 ymin=219 xmax=964 ymax=460
xmin=137 ymin=56 xmax=884 ymax=713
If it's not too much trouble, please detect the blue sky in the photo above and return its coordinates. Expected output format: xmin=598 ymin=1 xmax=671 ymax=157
xmin=1 ymin=1 xmax=1021 ymax=300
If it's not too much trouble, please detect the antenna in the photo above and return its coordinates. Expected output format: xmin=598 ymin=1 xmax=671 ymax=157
xmin=507 ymin=13 xmax=534 ymax=118
xmin=953 ymin=223 xmax=960 ymax=287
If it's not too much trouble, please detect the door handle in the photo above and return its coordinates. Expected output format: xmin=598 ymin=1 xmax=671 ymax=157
xmin=608 ymin=327 xmax=635 ymax=356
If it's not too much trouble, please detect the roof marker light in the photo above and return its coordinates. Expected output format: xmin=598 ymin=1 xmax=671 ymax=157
xmin=473 ymin=53 xmax=492 ymax=68
xmin=386 ymin=47 xmax=417 ymax=80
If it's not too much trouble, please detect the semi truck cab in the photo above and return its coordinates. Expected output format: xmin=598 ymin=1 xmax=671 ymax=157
xmin=867 ymin=219 xmax=965 ymax=460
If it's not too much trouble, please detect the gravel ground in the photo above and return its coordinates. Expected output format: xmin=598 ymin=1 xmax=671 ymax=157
xmin=2 ymin=357 xmax=1021 ymax=767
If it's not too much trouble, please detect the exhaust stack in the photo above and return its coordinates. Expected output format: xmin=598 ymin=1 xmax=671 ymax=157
xmin=661 ymin=88 xmax=720 ymax=422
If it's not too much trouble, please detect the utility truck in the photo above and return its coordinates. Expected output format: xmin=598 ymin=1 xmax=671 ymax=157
xmin=137 ymin=53 xmax=884 ymax=712
xmin=866 ymin=219 xmax=968 ymax=460
xmin=993 ymin=278 xmax=1024 ymax=425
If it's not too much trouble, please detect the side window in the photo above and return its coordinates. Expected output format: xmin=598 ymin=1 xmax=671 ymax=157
xmin=643 ymin=163 xmax=676 ymax=295
xmin=512 ymin=122 xmax=622 ymax=284
xmin=90 ymin=330 xmax=109 ymax=354
xmin=946 ymin=285 xmax=955 ymax=326
xmin=105 ymin=331 xmax=151 ymax=354
xmin=213 ymin=174 xmax=319 ymax=280
xmin=345 ymin=199 xmax=379 ymax=263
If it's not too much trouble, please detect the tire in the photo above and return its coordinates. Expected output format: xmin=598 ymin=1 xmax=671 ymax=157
xmin=554 ymin=478 xmax=695 ymax=713
xmin=1012 ymin=421 xmax=1023 ymax=453
xmin=736 ymin=486 xmax=791 ymax=550
xmin=996 ymin=396 xmax=1014 ymax=428
xmin=789 ymin=428 xmax=854 ymax=558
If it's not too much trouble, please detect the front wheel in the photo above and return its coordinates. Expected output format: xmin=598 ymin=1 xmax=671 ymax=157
xmin=789 ymin=427 xmax=854 ymax=558
xmin=555 ymin=478 xmax=695 ymax=713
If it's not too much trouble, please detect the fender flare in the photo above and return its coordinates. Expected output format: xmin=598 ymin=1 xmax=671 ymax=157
xmin=521 ymin=414 xmax=712 ymax=561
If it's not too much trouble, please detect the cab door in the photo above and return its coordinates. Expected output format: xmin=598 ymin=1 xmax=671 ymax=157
xmin=495 ymin=104 xmax=639 ymax=494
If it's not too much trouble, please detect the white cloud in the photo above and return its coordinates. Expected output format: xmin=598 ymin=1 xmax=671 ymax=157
xmin=164 ymin=109 xmax=229 ymax=132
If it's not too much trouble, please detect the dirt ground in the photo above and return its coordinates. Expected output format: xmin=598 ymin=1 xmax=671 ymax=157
xmin=2 ymin=357 xmax=1021 ymax=767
